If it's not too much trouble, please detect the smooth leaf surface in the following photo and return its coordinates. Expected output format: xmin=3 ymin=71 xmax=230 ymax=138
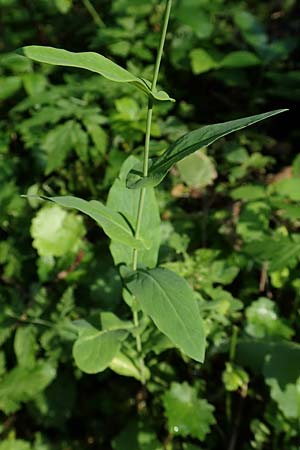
xmin=32 ymin=196 xmax=148 ymax=250
xmin=18 ymin=46 xmax=174 ymax=102
xmin=126 ymin=109 xmax=288 ymax=189
xmin=73 ymin=327 xmax=127 ymax=374
xmin=107 ymin=156 xmax=161 ymax=268
xmin=125 ymin=267 xmax=206 ymax=362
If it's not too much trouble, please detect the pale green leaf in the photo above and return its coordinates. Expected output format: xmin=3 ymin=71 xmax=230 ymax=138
xmin=73 ymin=327 xmax=127 ymax=374
xmin=267 ymin=377 xmax=300 ymax=419
xmin=125 ymin=267 xmax=206 ymax=362
xmin=163 ymin=382 xmax=215 ymax=440
xmin=55 ymin=0 xmax=72 ymax=14
xmin=14 ymin=326 xmax=37 ymax=368
xmin=245 ymin=297 xmax=294 ymax=339
xmin=126 ymin=110 xmax=288 ymax=189
xmin=31 ymin=195 xmax=148 ymax=250
xmin=30 ymin=204 xmax=85 ymax=257
xmin=0 ymin=439 xmax=31 ymax=450
xmin=107 ymin=156 xmax=161 ymax=268
xmin=109 ymin=351 xmax=150 ymax=381
xmin=18 ymin=46 xmax=174 ymax=102
xmin=190 ymin=49 xmax=218 ymax=75
xmin=177 ymin=150 xmax=217 ymax=189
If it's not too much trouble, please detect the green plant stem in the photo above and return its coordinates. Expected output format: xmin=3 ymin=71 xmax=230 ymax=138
xmin=131 ymin=0 xmax=172 ymax=385
xmin=81 ymin=0 xmax=105 ymax=28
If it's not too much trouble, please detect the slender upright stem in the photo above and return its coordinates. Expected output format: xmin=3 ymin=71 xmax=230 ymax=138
xmin=82 ymin=0 xmax=105 ymax=28
xmin=131 ymin=0 xmax=172 ymax=384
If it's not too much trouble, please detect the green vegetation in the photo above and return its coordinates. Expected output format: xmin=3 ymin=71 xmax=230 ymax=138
xmin=0 ymin=0 xmax=299 ymax=449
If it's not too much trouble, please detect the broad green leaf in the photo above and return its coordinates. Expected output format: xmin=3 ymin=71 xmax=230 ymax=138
xmin=163 ymin=382 xmax=215 ymax=440
xmin=126 ymin=109 xmax=288 ymax=189
xmin=245 ymin=297 xmax=293 ymax=340
xmin=73 ymin=327 xmax=127 ymax=374
xmin=0 ymin=361 xmax=56 ymax=414
xmin=18 ymin=46 xmax=174 ymax=102
xmin=32 ymin=196 xmax=148 ymax=250
xmin=30 ymin=204 xmax=85 ymax=257
xmin=125 ymin=267 xmax=206 ymax=362
xmin=107 ymin=156 xmax=161 ymax=268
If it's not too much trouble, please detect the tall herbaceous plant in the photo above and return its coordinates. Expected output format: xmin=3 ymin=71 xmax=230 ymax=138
xmin=19 ymin=0 xmax=287 ymax=383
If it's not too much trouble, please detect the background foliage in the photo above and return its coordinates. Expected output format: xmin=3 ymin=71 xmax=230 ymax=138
xmin=1 ymin=0 xmax=300 ymax=448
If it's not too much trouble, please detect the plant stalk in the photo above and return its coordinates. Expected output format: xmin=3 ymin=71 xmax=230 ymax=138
xmin=82 ymin=0 xmax=105 ymax=28
xmin=131 ymin=0 xmax=172 ymax=384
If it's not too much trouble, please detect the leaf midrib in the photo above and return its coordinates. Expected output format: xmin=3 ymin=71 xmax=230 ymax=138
xmin=140 ymin=270 xmax=199 ymax=350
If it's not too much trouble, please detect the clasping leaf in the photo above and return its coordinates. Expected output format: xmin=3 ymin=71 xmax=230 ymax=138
xmin=125 ymin=267 xmax=206 ymax=363
xmin=126 ymin=109 xmax=288 ymax=189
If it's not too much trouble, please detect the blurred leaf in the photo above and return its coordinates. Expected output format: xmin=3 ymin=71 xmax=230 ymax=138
xmin=0 ymin=76 xmax=22 ymax=100
xmin=245 ymin=297 xmax=293 ymax=340
xmin=14 ymin=326 xmax=38 ymax=368
xmin=163 ymin=382 xmax=215 ymax=440
xmin=177 ymin=150 xmax=217 ymax=189
xmin=222 ymin=362 xmax=249 ymax=391
xmin=30 ymin=205 xmax=85 ymax=257
xmin=43 ymin=120 xmax=75 ymax=174
xmin=55 ymin=0 xmax=73 ymax=14
xmin=112 ymin=420 xmax=161 ymax=450
xmin=0 ymin=362 xmax=56 ymax=414
xmin=190 ymin=49 xmax=218 ymax=74
xmin=244 ymin=235 xmax=300 ymax=271
xmin=220 ymin=51 xmax=261 ymax=68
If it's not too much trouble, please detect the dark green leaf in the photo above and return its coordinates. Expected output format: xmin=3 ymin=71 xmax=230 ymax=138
xmin=126 ymin=110 xmax=288 ymax=189
xmin=125 ymin=267 xmax=206 ymax=362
